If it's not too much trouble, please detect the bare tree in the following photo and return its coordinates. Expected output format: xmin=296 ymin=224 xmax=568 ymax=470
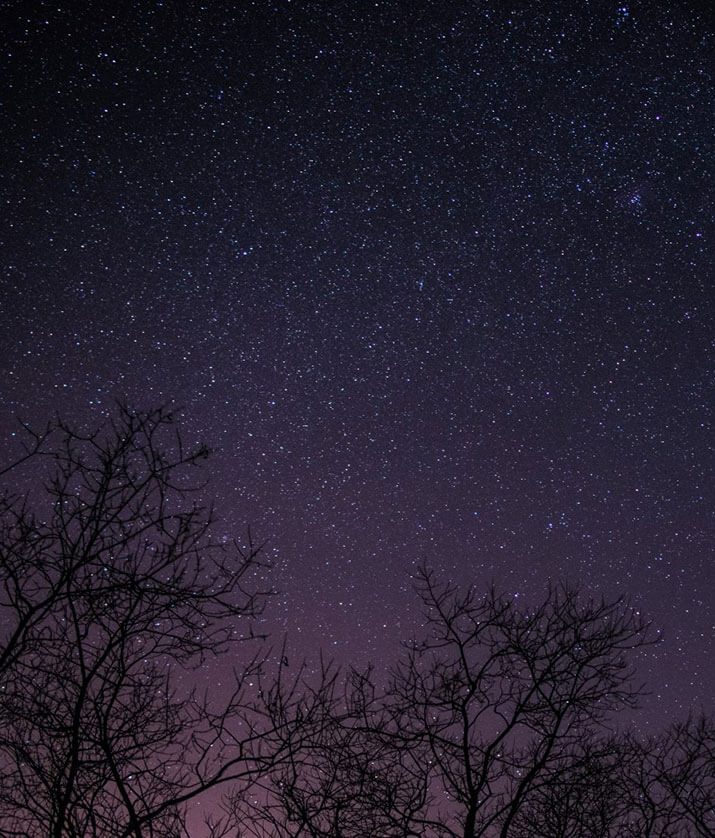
xmin=378 ymin=568 xmax=655 ymax=838
xmin=508 ymin=714 xmax=715 ymax=838
xmin=0 ymin=405 xmax=287 ymax=837
xmin=507 ymin=737 xmax=630 ymax=837
xmin=2 ymin=408 xmax=709 ymax=836
xmin=619 ymin=714 xmax=715 ymax=838
xmin=231 ymin=568 xmax=669 ymax=838
xmin=208 ymin=573 xmax=710 ymax=838
xmin=230 ymin=662 xmax=429 ymax=838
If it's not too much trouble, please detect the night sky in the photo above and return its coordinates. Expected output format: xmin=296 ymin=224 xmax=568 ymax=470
xmin=1 ymin=0 xmax=712 ymax=737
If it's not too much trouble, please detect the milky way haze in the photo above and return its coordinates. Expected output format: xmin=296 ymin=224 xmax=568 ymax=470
xmin=1 ymin=0 xmax=712 ymax=731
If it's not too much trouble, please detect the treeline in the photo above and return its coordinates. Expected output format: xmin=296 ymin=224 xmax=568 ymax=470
xmin=0 ymin=406 xmax=711 ymax=837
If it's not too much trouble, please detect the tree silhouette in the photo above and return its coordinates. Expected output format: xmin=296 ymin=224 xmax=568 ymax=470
xmin=507 ymin=737 xmax=632 ymax=837
xmin=377 ymin=567 xmax=656 ymax=837
xmin=236 ymin=568 xmax=712 ymax=838
xmin=0 ymin=406 xmax=288 ymax=837
xmin=508 ymin=715 xmax=715 ymax=838
xmin=229 ymin=662 xmax=429 ymax=837
xmin=1 ymin=406 xmax=712 ymax=837
xmin=619 ymin=714 xmax=715 ymax=837
xmin=225 ymin=568 xmax=714 ymax=838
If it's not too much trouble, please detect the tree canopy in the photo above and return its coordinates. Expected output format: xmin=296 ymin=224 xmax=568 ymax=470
xmin=0 ymin=406 xmax=711 ymax=837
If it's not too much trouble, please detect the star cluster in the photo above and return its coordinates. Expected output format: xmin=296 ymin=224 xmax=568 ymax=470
xmin=1 ymin=0 xmax=712 ymax=723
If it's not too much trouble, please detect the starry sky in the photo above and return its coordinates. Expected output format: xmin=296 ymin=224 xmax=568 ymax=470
xmin=1 ymin=0 xmax=712 ymax=729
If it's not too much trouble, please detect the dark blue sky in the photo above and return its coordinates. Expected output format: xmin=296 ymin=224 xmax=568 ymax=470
xmin=1 ymin=0 xmax=712 ymax=731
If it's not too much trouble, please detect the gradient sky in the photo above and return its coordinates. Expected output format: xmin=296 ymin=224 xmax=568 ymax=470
xmin=1 ymin=0 xmax=712 ymax=755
